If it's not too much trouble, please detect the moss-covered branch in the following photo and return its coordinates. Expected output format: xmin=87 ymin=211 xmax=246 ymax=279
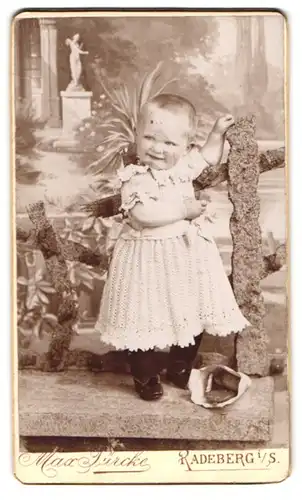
xmin=226 ymin=118 xmax=274 ymax=376
xmin=16 ymin=224 xmax=109 ymax=268
xmin=22 ymin=202 xmax=108 ymax=371
xmin=261 ymin=243 xmax=286 ymax=279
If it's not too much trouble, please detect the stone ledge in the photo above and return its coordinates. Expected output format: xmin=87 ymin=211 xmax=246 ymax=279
xmin=60 ymin=91 xmax=93 ymax=98
xmin=18 ymin=371 xmax=274 ymax=442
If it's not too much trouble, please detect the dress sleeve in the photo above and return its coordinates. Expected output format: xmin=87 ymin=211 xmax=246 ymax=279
xmin=119 ymin=168 xmax=158 ymax=214
xmin=187 ymin=145 xmax=210 ymax=180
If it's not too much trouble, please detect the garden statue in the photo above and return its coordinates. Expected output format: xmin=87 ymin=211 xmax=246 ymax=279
xmin=65 ymin=33 xmax=89 ymax=91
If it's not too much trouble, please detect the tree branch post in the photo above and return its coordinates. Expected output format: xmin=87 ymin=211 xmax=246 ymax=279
xmin=26 ymin=202 xmax=79 ymax=370
xmin=24 ymin=202 xmax=108 ymax=371
xmin=226 ymin=116 xmax=270 ymax=376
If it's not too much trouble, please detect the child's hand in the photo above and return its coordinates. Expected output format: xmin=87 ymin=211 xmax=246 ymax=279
xmin=184 ymin=198 xmax=208 ymax=220
xmin=213 ymin=114 xmax=235 ymax=135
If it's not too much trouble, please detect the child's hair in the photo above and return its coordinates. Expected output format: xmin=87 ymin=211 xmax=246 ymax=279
xmin=138 ymin=93 xmax=197 ymax=140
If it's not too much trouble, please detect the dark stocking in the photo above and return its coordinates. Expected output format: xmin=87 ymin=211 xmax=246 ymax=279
xmin=167 ymin=333 xmax=203 ymax=389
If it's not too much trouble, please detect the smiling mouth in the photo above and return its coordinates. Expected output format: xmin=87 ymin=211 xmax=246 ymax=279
xmin=147 ymin=154 xmax=164 ymax=161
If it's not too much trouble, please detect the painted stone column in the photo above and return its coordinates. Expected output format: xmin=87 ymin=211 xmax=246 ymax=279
xmin=13 ymin=20 xmax=21 ymax=104
xmin=39 ymin=18 xmax=60 ymax=127
xmin=16 ymin=18 xmax=42 ymax=116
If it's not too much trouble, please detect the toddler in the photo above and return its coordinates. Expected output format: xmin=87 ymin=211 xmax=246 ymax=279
xmin=95 ymin=94 xmax=250 ymax=400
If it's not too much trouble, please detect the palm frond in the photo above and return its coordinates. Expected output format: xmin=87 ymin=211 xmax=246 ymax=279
xmin=94 ymin=152 xmax=123 ymax=178
xmin=97 ymin=129 xmax=129 ymax=145
xmin=115 ymin=85 xmax=132 ymax=114
xmin=138 ymin=61 xmax=163 ymax=110
xmin=97 ymin=75 xmax=132 ymax=122
xmin=103 ymin=117 xmax=134 ymax=137
xmin=101 ymin=118 xmax=128 ymax=126
xmin=103 ymin=130 xmax=128 ymax=141
xmin=111 ymin=88 xmax=130 ymax=115
xmin=110 ymin=102 xmax=133 ymax=124
xmin=86 ymin=62 xmax=177 ymax=176
xmin=87 ymin=138 xmax=128 ymax=176
xmin=131 ymin=87 xmax=139 ymax=128
xmin=97 ymin=77 xmax=117 ymax=106
xmin=90 ymin=147 xmax=120 ymax=170
xmin=112 ymin=119 xmax=135 ymax=142
xmin=151 ymin=77 xmax=179 ymax=99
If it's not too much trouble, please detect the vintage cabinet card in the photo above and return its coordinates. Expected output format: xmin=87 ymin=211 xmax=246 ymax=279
xmin=12 ymin=9 xmax=290 ymax=484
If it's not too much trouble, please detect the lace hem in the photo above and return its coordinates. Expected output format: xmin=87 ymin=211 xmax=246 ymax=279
xmin=95 ymin=318 xmax=250 ymax=352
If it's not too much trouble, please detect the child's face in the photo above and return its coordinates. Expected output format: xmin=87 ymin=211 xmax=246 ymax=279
xmin=136 ymin=106 xmax=191 ymax=170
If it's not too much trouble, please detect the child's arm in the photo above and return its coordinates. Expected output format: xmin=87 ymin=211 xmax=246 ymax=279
xmin=129 ymin=198 xmax=206 ymax=228
xmin=198 ymin=115 xmax=235 ymax=166
xmin=130 ymin=200 xmax=185 ymax=227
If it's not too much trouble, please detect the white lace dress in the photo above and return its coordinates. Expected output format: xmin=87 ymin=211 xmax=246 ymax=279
xmin=95 ymin=148 xmax=250 ymax=351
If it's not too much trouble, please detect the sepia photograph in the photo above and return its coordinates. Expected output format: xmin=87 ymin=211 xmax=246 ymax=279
xmin=12 ymin=10 xmax=289 ymax=484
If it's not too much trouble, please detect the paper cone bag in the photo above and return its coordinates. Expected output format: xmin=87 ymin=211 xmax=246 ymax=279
xmin=188 ymin=364 xmax=251 ymax=409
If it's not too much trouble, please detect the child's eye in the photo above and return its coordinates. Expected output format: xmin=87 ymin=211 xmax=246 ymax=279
xmin=144 ymin=135 xmax=153 ymax=141
xmin=165 ymin=141 xmax=176 ymax=146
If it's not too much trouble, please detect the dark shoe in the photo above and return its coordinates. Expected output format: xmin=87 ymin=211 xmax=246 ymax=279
xmin=166 ymin=368 xmax=191 ymax=389
xmin=134 ymin=375 xmax=163 ymax=401
xmin=127 ymin=348 xmax=163 ymax=400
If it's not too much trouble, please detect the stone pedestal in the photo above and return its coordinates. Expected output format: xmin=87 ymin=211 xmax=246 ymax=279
xmin=60 ymin=90 xmax=92 ymax=133
xmin=19 ymin=371 xmax=274 ymax=442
